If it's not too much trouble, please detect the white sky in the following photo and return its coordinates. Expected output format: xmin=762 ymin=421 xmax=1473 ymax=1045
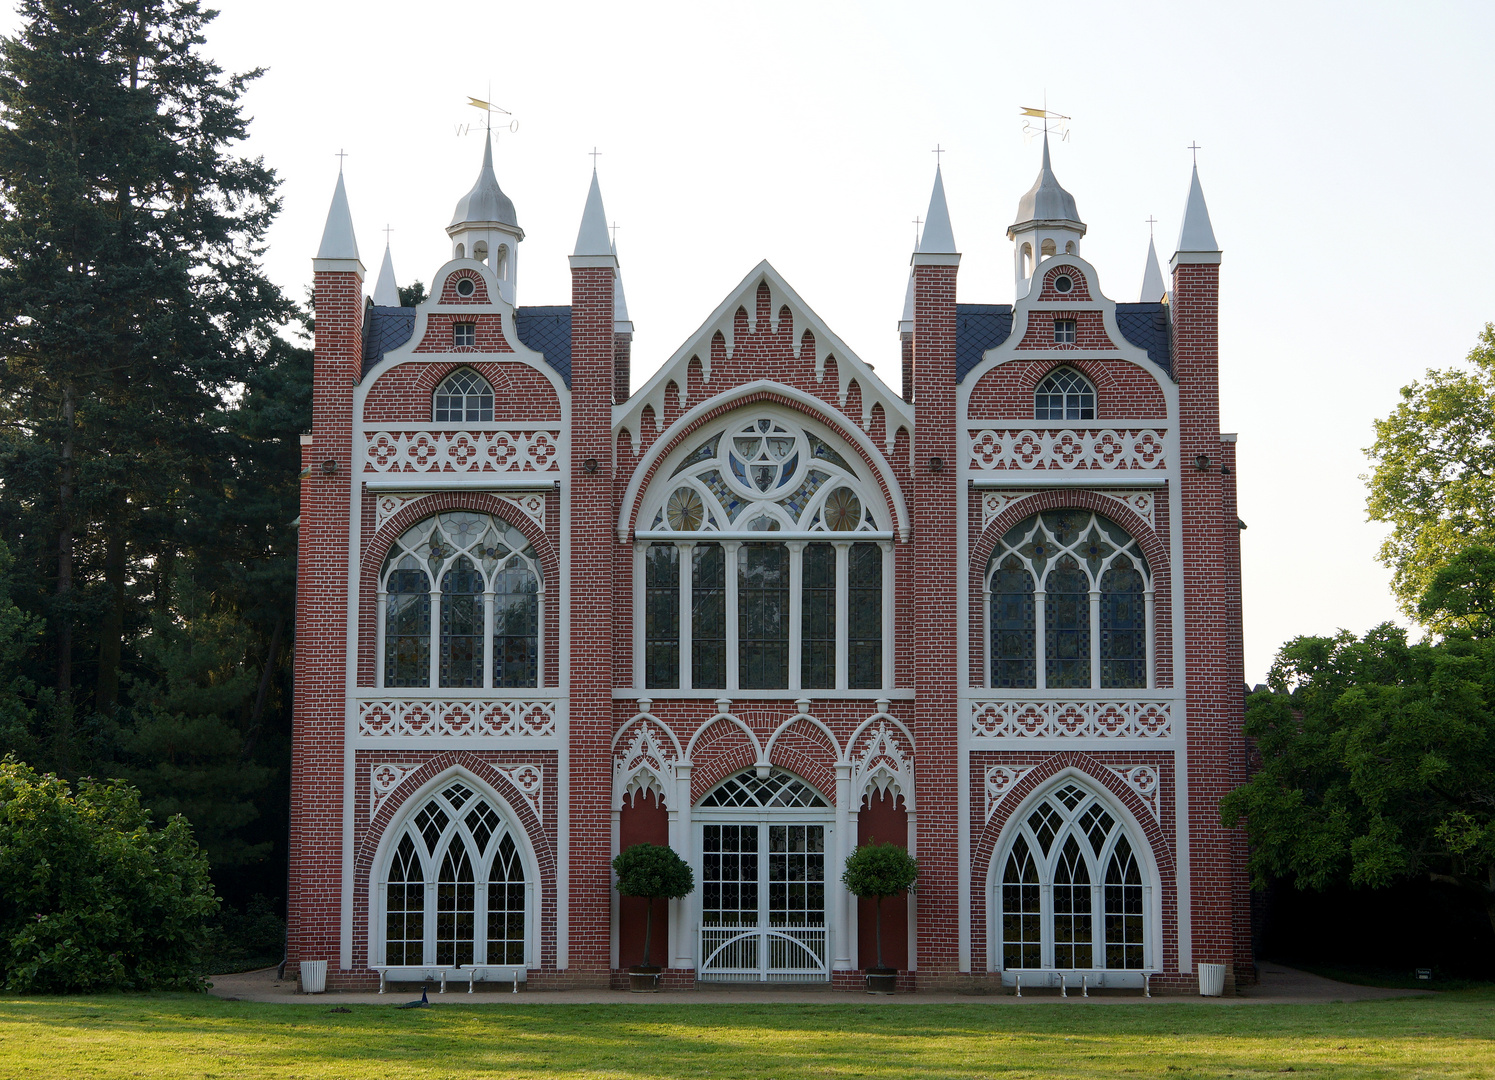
xmin=8 ymin=0 xmax=1493 ymax=682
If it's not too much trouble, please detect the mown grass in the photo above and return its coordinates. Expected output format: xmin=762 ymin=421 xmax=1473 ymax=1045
xmin=0 ymin=992 xmax=1492 ymax=1079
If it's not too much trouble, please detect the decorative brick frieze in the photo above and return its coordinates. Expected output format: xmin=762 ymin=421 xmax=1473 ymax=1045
xmin=356 ymin=697 xmax=559 ymax=738
xmin=969 ymin=699 xmax=1172 ymax=740
xmin=362 ymin=428 xmax=560 ymax=475
xmin=967 ymin=427 xmax=1166 ymax=472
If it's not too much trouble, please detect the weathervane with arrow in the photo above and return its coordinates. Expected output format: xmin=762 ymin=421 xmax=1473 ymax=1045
xmin=1020 ymin=103 xmax=1071 ymax=143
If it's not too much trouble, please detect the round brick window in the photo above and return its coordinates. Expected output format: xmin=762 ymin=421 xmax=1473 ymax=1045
xmin=456 ymin=278 xmax=475 ymax=297
xmin=1053 ymin=273 xmax=1074 ymax=294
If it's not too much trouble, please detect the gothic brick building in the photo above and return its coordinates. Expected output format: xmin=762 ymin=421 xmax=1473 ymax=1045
xmin=289 ymin=130 xmax=1249 ymax=993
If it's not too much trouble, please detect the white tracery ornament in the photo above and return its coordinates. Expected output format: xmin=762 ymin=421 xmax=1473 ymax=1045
xmin=644 ymin=414 xmax=884 ymax=535
xmin=984 ymin=765 xmax=1032 ymax=821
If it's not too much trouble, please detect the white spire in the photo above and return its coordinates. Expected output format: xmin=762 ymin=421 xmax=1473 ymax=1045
xmin=1139 ymin=235 xmax=1166 ymax=302
xmin=612 ymin=239 xmax=633 ymax=331
xmin=918 ymin=165 xmax=957 ymax=254
xmin=1009 ymin=130 xmax=1083 ymax=234
xmin=449 ymin=130 xmax=520 ymax=231
xmin=372 ymin=242 xmax=399 ymax=306
xmin=898 ymin=270 xmax=915 ymax=333
xmin=315 ymin=168 xmax=360 ymax=261
xmin=572 ymin=169 xmax=613 ymax=258
xmin=1175 ymin=164 xmax=1220 ymax=255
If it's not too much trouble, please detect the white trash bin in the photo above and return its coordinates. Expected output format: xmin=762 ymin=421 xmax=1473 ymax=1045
xmin=300 ymin=959 xmax=328 ymax=994
xmin=1197 ymin=961 xmax=1226 ymax=997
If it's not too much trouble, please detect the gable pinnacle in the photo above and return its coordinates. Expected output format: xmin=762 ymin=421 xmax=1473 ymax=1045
xmin=315 ymin=168 xmax=360 ymax=262
xmin=572 ymin=168 xmax=613 ymax=258
xmin=1175 ymin=163 xmax=1220 ymax=254
xmin=918 ymin=165 xmax=957 ymax=254
xmin=372 ymin=241 xmax=399 ymax=306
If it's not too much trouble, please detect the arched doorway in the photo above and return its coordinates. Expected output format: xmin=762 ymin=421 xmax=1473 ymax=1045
xmin=695 ymin=767 xmax=836 ymax=983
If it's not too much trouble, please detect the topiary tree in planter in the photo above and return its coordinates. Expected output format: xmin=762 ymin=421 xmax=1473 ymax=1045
xmin=612 ymin=842 xmax=694 ymax=975
xmin=842 ymin=838 xmax=918 ymax=986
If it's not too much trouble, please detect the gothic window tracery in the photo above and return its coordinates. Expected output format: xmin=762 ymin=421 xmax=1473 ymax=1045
xmin=434 ymin=368 xmax=494 ymax=423
xmin=1034 ymin=368 xmax=1095 ymax=421
xmin=637 ymin=412 xmax=891 ymax=693
xmin=379 ymin=781 xmax=528 ymax=969
xmin=380 ymin=513 xmax=541 ymax=689
xmin=986 ymin=512 xmax=1151 ymax=690
xmin=997 ymin=781 xmax=1148 ymax=973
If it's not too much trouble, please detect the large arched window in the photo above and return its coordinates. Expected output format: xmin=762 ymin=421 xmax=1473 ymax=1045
xmin=378 ymin=780 xmax=528 ymax=970
xmin=380 ymin=513 xmax=542 ymax=688
xmin=986 ymin=511 xmax=1151 ymax=690
xmin=997 ymin=780 xmax=1149 ymax=975
xmin=1034 ymin=368 xmax=1095 ymax=421
xmin=636 ymin=412 xmax=893 ymax=694
xmin=434 ymin=368 xmax=494 ymax=423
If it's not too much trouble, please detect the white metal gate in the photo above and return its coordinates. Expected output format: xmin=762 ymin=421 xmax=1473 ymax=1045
xmin=698 ymin=926 xmax=829 ymax=982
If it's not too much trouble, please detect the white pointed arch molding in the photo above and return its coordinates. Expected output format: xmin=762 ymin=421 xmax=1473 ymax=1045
xmin=616 ymin=381 xmax=911 ymax=543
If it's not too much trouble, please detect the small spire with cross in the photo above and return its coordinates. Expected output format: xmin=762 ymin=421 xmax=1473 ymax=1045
xmin=1188 ymin=141 xmax=1201 ymax=165
xmin=912 ymin=215 xmax=923 ymax=248
xmin=589 ymin=146 xmax=602 ymax=170
xmin=932 ymin=144 xmax=945 ymax=167
xmin=383 ymin=223 xmax=394 ymax=244
xmin=335 ymin=148 xmax=348 ymax=171
xmin=609 ymin=220 xmax=620 ymax=246
xmin=1145 ymin=215 xmax=1158 ymax=238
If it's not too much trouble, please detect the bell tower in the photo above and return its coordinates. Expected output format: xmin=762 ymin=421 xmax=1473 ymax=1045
xmin=1006 ymin=131 xmax=1086 ymax=297
xmin=446 ymin=131 xmax=525 ymax=304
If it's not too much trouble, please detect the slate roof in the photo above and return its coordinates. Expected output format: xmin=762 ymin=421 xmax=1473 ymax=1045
xmin=955 ymin=304 xmax=1013 ymax=383
xmin=513 ymin=306 xmax=572 ymax=388
xmin=362 ymin=304 xmax=415 ymax=377
xmin=357 ymin=303 xmax=573 ymax=387
xmin=1113 ymin=302 xmax=1172 ymax=378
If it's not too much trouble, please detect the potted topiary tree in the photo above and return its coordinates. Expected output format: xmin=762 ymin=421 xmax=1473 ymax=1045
xmin=841 ymin=838 xmax=918 ymax=993
xmin=612 ymin=842 xmax=695 ymax=992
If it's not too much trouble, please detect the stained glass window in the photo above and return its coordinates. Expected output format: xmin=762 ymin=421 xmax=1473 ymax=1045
xmin=493 ymin=562 xmax=539 ymax=688
xmin=385 ymin=556 xmax=430 ymax=687
xmin=488 ymin=834 xmax=526 ymax=965
xmin=385 ymin=835 xmax=424 ymax=965
xmin=1105 ymin=836 xmax=1145 ymax=970
xmin=433 ymin=368 xmax=492 ymax=422
xmin=1100 ymin=560 xmax=1147 ymax=689
xmin=1002 ymin=835 xmax=1041 ymax=969
xmin=1034 ymin=368 xmax=1094 ymax=421
xmin=990 ymin=556 xmax=1035 ymax=689
xmin=440 ymin=556 xmax=483 ymax=688
xmin=1045 ymin=557 xmax=1091 ymax=689
xmin=849 ymin=543 xmax=882 ymax=689
xmin=645 ymin=544 xmax=680 ymax=689
xmin=801 ymin=543 xmax=835 ymax=689
xmin=692 ymin=543 xmax=726 ymax=689
xmin=1053 ymin=836 xmax=1093 ymax=969
xmin=739 ymin=543 xmax=789 ymax=689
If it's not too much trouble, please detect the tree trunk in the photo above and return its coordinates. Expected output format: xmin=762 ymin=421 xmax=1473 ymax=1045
xmin=641 ymin=895 xmax=654 ymax=969
xmin=874 ymin=894 xmax=884 ymax=971
xmin=55 ymin=384 xmax=75 ymax=701
xmin=242 ymin=614 xmax=285 ymax=761
xmin=95 ymin=526 xmax=127 ymax=713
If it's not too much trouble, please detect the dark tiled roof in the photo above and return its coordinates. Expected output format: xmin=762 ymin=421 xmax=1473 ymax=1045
xmin=514 ymin=306 xmax=572 ymax=388
xmin=955 ymin=304 xmax=1013 ymax=383
xmin=362 ymin=304 xmax=415 ymax=377
xmin=1114 ymin=302 xmax=1172 ymax=378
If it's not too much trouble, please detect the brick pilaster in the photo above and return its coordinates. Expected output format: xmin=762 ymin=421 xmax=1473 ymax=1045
xmin=568 ymin=257 xmax=617 ymax=981
xmin=289 ymin=267 xmax=362 ymax=972
xmin=911 ymin=256 xmax=960 ymax=982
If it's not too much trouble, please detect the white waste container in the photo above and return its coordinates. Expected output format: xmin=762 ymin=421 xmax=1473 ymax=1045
xmin=1197 ymin=961 xmax=1226 ymax=997
xmin=300 ymin=959 xmax=328 ymax=994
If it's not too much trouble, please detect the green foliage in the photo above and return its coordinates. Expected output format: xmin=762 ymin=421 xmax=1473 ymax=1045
xmin=1365 ymin=323 xmax=1495 ymax=623
xmin=612 ymin=843 xmax=694 ymax=969
xmin=1418 ymin=546 xmax=1495 ymax=638
xmin=1221 ymin=625 xmax=1495 ymax=934
xmin=397 ymin=280 xmax=428 ymax=307
xmin=0 ymin=757 xmax=216 ymax=992
xmin=199 ymin=894 xmax=284 ymax=975
xmin=841 ymin=839 xmax=918 ymax=970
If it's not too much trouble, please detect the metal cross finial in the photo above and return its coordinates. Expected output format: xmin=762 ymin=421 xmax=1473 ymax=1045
xmin=610 ymin=221 xmax=620 ymax=245
xmin=912 ymin=215 xmax=923 ymax=247
xmin=383 ymin=223 xmax=394 ymax=244
xmin=335 ymin=148 xmax=348 ymax=170
xmin=932 ymin=144 xmax=945 ymax=166
xmin=589 ymin=146 xmax=602 ymax=168
xmin=1188 ymin=141 xmax=1201 ymax=165
xmin=1145 ymin=215 xmax=1158 ymax=237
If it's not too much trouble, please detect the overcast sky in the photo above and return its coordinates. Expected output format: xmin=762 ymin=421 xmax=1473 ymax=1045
xmin=8 ymin=0 xmax=1492 ymax=682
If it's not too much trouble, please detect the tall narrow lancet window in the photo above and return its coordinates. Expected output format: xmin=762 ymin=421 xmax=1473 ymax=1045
xmin=848 ymin=542 xmax=883 ymax=689
xmin=380 ymin=513 xmax=543 ymax=690
xmin=636 ymin=412 xmax=892 ymax=693
xmin=800 ymin=543 xmax=835 ymax=690
xmin=1100 ymin=559 xmax=1147 ymax=689
xmin=1033 ymin=368 xmax=1095 ymax=421
xmin=996 ymin=782 xmax=1150 ymax=974
xmin=434 ymin=368 xmax=494 ymax=423
xmin=440 ymin=556 xmax=484 ymax=688
xmin=379 ymin=782 xmax=529 ymax=970
xmin=644 ymin=544 xmax=680 ymax=689
xmin=692 ymin=543 xmax=726 ymax=689
xmin=739 ymin=543 xmax=789 ymax=689
xmin=989 ymin=555 xmax=1036 ymax=689
xmin=986 ymin=512 xmax=1151 ymax=691
xmin=384 ymin=556 xmax=431 ymax=688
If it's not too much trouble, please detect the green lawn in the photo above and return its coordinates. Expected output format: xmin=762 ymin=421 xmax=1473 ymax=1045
xmin=1 ymin=993 xmax=1493 ymax=1079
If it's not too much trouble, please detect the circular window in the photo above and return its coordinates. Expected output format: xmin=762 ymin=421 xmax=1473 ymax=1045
xmin=1053 ymin=274 xmax=1074 ymax=294
xmin=824 ymin=487 xmax=861 ymax=531
xmin=456 ymin=278 xmax=476 ymax=297
xmin=666 ymin=487 xmax=704 ymax=531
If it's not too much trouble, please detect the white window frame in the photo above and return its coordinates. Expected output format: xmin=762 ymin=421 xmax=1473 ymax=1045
xmin=432 ymin=367 xmax=494 ymax=424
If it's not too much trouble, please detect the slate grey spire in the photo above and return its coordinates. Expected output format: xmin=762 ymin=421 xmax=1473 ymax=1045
xmin=316 ymin=168 xmax=360 ymax=262
xmin=1174 ymin=164 xmax=1219 ymax=256
xmin=372 ymin=242 xmax=399 ymax=306
xmin=918 ymin=166 xmax=957 ymax=254
xmin=572 ymin=169 xmax=612 ymax=258
xmin=449 ymin=130 xmax=520 ymax=232
xmin=1139 ymin=234 xmax=1166 ymax=303
xmin=1008 ymin=130 xmax=1084 ymax=235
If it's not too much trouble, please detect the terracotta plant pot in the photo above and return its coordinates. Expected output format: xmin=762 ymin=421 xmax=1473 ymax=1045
xmin=629 ymin=966 xmax=663 ymax=993
xmin=866 ymin=967 xmax=898 ymax=993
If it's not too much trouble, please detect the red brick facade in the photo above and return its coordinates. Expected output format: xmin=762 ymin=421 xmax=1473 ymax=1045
xmin=288 ymin=160 xmax=1248 ymax=994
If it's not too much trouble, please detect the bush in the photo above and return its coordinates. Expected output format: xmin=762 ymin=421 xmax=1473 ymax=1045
xmin=842 ymin=839 xmax=918 ymax=971
xmin=613 ymin=843 xmax=694 ymax=970
xmin=200 ymin=895 xmax=285 ymax=976
xmin=0 ymin=757 xmax=217 ymax=992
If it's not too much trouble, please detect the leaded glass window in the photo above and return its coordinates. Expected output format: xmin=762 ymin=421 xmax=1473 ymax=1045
xmin=768 ymin=825 xmax=825 ymax=927
xmin=848 ymin=543 xmax=882 ymax=689
xmin=739 ymin=543 xmax=789 ymax=689
xmin=702 ymin=824 xmax=759 ymax=927
xmin=433 ymin=368 xmax=493 ymax=422
xmin=1100 ymin=559 xmax=1146 ymax=689
xmin=381 ymin=781 xmax=527 ymax=969
xmin=692 ymin=543 xmax=726 ymax=689
xmin=645 ymin=544 xmax=680 ymax=689
xmin=997 ymin=782 xmax=1148 ymax=973
xmin=380 ymin=513 xmax=542 ymax=689
xmin=801 ymin=543 xmax=835 ymax=690
xmin=986 ymin=512 xmax=1150 ymax=690
xmin=1034 ymin=368 xmax=1094 ymax=421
